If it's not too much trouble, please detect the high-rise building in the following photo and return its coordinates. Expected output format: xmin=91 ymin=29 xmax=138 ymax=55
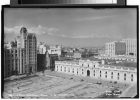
xmin=25 ymin=33 xmax=37 ymax=74
xmin=4 ymin=27 xmax=37 ymax=77
xmin=105 ymin=41 xmax=126 ymax=56
xmin=18 ymin=27 xmax=37 ymax=74
xmin=121 ymin=39 xmax=137 ymax=56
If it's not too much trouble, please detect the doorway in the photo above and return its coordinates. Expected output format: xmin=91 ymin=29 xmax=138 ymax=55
xmin=87 ymin=70 xmax=90 ymax=76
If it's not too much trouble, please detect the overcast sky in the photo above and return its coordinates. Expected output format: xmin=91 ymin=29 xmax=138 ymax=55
xmin=4 ymin=8 xmax=137 ymax=47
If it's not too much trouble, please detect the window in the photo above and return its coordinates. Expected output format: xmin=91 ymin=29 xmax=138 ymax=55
xmin=111 ymin=72 xmax=113 ymax=79
xmin=61 ymin=66 xmax=62 ymax=71
xmin=100 ymin=71 xmax=101 ymax=77
xmin=82 ymin=64 xmax=83 ymax=66
xmin=88 ymin=64 xmax=89 ymax=67
xmin=68 ymin=68 xmax=70 ymax=72
xmin=124 ymin=73 xmax=126 ymax=81
xmin=105 ymin=71 xmax=107 ymax=78
xmin=94 ymin=70 xmax=95 ymax=76
xmin=117 ymin=73 xmax=119 ymax=80
xmin=82 ymin=69 xmax=84 ymax=74
xmin=131 ymin=74 xmax=133 ymax=82
xmin=64 ymin=67 xmax=66 ymax=72
xmin=72 ymin=68 xmax=74 ymax=73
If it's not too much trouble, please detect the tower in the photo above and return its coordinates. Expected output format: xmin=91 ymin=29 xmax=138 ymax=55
xmin=26 ymin=33 xmax=37 ymax=74
xmin=18 ymin=27 xmax=37 ymax=74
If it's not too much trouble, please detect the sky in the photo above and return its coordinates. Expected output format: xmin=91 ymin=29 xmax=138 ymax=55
xmin=4 ymin=8 xmax=137 ymax=47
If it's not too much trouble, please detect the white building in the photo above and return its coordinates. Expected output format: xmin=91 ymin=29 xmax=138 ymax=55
xmin=105 ymin=41 xmax=126 ymax=57
xmin=38 ymin=44 xmax=46 ymax=54
xmin=121 ymin=39 xmax=137 ymax=56
xmin=4 ymin=42 xmax=12 ymax=49
xmin=47 ymin=45 xmax=61 ymax=56
xmin=55 ymin=60 xmax=137 ymax=84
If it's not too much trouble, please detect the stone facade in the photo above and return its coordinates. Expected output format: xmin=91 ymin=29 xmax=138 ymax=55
xmin=55 ymin=60 xmax=137 ymax=84
xmin=105 ymin=41 xmax=126 ymax=56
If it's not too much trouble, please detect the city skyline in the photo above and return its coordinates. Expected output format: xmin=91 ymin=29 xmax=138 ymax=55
xmin=4 ymin=8 xmax=137 ymax=47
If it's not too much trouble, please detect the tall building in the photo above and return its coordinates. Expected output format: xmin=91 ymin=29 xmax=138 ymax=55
xmin=105 ymin=41 xmax=126 ymax=56
xmin=121 ymin=39 xmax=137 ymax=56
xmin=25 ymin=33 xmax=37 ymax=74
xmin=4 ymin=27 xmax=37 ymax=77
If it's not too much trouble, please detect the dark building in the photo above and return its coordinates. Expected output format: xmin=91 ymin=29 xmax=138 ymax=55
xmin=49 ymin=54 xmax=58 ymax=71
xmin=37 ymin=54 xmax=46 ymax=72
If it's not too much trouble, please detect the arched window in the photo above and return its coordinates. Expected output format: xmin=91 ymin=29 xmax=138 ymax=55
xmin=124 ymin=73 xmax=126 ymax=81
xmin=82 ymin=64 xmax=83 ymax=66
xmin=131 ymin=74 xmax=133 ymax=82
xmin=105 ymin=71 xmax=107 ymax=78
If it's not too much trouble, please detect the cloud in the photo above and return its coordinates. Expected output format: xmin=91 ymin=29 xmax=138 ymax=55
xmin=55 ymin=32 xmax=122 ymax=39
xmin=75 ymin=15 xmax=116 ymax=22
xmin=4 ymin=25 xmax=23 ymax=35
xmin=53 ymin=33 xmax=97 ymax=39
xmin=4 ymin=25 xmax=59 ymax=35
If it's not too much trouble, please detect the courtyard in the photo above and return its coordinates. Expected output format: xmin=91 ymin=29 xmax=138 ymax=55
xmin=3 ymin=71 xmax=130 ymax=99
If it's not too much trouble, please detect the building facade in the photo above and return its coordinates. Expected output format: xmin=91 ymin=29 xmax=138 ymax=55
xmin=4 ymin=27 xmax=37 ymax=77
xmin=38 ymin=44 xmax=46 ymax=54
xmin=25 ymin=33 xmax=37 ymax=74
xmin=4 ymin=48 xmax=12 ymax=78
xmin=55 ymin=60 xmax=137 ymax=84
xmin=73 ymin=52 xmax=82 ymax=59
xmin=47 ymin=45 xmax=61 ymax=56
xmin=105 ymin=41 xmax=126 ymax=56
xmin=121 ymin=39 xmax=137 ymax=56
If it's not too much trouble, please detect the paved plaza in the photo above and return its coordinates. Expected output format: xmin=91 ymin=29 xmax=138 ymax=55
xmin=3 ymin=71 xmax=130 ymax=99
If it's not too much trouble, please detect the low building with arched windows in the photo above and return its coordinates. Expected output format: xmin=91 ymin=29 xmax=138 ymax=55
xmin=55 ymin=59 xmax=137 ymax=84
